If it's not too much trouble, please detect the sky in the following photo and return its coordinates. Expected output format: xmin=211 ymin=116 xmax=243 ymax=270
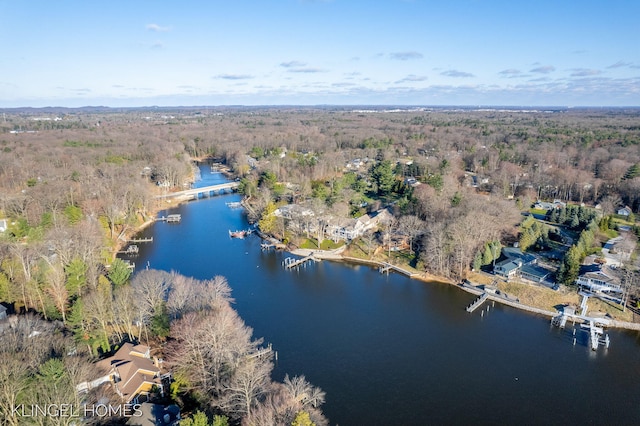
xmin=1 ymin=0 xmax=639 ymax=107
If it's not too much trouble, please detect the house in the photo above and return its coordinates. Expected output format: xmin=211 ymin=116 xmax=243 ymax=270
xmin=501 ymin=247 xmax=537 ymax=265
xmin=494 ymin=247 xmax=542 ymax=281
xmin=519 ymin=264 xmax=551 ymax=283
xmin=273 ymin=204 xmax=315 ymax=220
xmin=0 ymin=219 xmax=7 ymax=233
xmin=617 ymin=206 xmax=632 ymax=217
xmin=494 ymin=259 xmax=522 ymax=279
xmin=326 ymin=208 xmax=394 ymax=243
xmin=576 ymin=269 xmax=622 ymax=294
xmin=0 ymin=304 xmax=7 ymax=321
xmin=327 ymin=217 xmax=359 ymax=242
xmin=534 ymin=199 xmax=566 ymax=211
xmin=81 ymin=343 xmax=165 ymax=404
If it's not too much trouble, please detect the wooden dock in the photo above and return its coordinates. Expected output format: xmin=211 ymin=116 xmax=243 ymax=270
xmin=118 ymin=245 xmax=139 ymax=255
xmin=157 ymin=214 xmax=181 ymax=223
xmin=283 ymin=255 xmax=316 ymax=269
xmin=379 ymin=263 xmax=393 ymax=274
xmin=128 ymin=237 xmax=153 ymax=243
xmin=551 ymin=313 xmax=569 ymax=328
xmin=246 ymin=343 xmax=277 ymax=360
xmin=466 ymin=293 xmax=489 ymax=313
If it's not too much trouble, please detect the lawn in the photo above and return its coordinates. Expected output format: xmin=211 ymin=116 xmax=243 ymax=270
xmin=299 ymin=238 xmax=344 ymax=250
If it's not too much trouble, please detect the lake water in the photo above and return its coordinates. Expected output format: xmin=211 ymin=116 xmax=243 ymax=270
xmin=126 ymin=166 xmax=640 ymax=425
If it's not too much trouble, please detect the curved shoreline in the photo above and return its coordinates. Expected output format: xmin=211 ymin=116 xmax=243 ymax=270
xmin=288 ymin=248 xmax=640 ymax=332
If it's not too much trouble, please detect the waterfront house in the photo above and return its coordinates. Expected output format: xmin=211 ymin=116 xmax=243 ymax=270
xmin=519 ymin=264 xmax=551 ymax=283
xmin=79 ymin=343 xmax=165 ymax=404
xmin=493 ymin=247 xmax=547 ymax=282
xmin=576 ymin=269 xmax=622 ymax=295
xmin=326 ymin=208 xmax=394 ymax=243
xmin=494 ymin=259 xmax=522 ymax=279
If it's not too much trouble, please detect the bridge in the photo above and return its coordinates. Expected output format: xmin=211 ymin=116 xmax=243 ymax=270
xmin=156 ymin=182 xmax=240 ymax=199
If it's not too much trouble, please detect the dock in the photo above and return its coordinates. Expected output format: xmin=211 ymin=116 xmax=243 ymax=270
xmin=379 ymin=263 xmax=393 ymax=274
xmin=551 ymin=313 xmax=569 ymax=328
xmin=466 ymin=293 xmax=489 ymax=313
xmin=283 ymin=255 xmax=316 ymax=269
xmin=118 ymin=245 xmax=139 ymax=255
xmin=127 ymin=237 xmax=153 ymax=243
xmin=586 ymin=320 xmax=610 ymax=350
xmin=157 ymin=214 xmax=181 ymax=223
xmin=246 ymin=343 xmax=277 ymax=361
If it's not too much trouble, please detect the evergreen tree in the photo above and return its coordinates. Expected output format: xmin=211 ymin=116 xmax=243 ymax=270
xmin=370 ymin=160 xmax=396 ymax=196
xmin=482 ymin=244 xmax=493 ymax=265
xmin=559 ymin=245 xmax=582 ymax=285
xmin=108 ymin=258 xmax=132 ymax=287
xmin=473 ymin=251 xmax=482 ymax=271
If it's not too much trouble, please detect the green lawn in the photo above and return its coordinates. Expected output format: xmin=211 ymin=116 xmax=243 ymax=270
xmin=300 ymin=238 xmax=344 ymax=250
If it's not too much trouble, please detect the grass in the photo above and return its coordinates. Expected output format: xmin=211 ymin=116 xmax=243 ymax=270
xmin=466 ymin=272 xmax=635 ymax=322
xmin=299 ymin=238 xmax=344 ymax=250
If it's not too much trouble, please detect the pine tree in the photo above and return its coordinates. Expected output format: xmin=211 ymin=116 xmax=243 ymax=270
xmin=473 ymin=251 xmax=483 ymax=271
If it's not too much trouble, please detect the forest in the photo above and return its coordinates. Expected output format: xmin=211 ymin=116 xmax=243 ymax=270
xmin=0 ymin=106 xmax=639 ymax=424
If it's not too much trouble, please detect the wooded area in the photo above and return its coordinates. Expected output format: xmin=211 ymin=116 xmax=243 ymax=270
xmin=1 ymin=106 xmax=639 ymax=424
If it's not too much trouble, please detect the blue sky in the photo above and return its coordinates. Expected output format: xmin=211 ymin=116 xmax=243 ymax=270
xmin=1 ymin=0 xmax=638 ymax=107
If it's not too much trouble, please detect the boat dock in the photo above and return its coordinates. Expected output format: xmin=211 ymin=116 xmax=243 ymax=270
xmin=157 ymin=214 xmax=182 ymax=223
xmin=127 ymin=237 xmax=153 ymax=243
xmin=246 ymin=343 xmax=277 ymax=361
xmin=379 ymin=263 xmax=393 ymax=274
xmin=283 ymin=255 xmax=316 ymax=269
xmin=466 ymin=293 xmax=489 ymax=313
xmin=118 ymin=245 xmax=139 ymax=255
xmin=586 ymin=320 xmax=610 ymax=350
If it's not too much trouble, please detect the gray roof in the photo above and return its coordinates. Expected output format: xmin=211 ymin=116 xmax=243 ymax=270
xmin=520 ymin=265 xmax=550 ymax=280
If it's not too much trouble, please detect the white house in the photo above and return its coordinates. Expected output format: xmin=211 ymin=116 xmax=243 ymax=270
xmin=0 ymin=219 xmax=7 ymax=233
xmin=576 ymin=270 xmax=622 ymax=294
xmin=617 ymin=206 xmax=632 ymax=217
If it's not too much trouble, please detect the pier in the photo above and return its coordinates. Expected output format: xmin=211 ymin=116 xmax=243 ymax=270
xmin=127 ymin=237 xmax=153 ymax=243
xmin=157 ymin=214 xmax=182 ymax=223
xmin=586 ymin=320 xmax=610 ymax=350
xmin=246 ymin=343 xmax=277 ymax=361
xmin=466 ymin=293 xmax=489 ymax=313
xmin=379 ymin=263 xmax=393 ymax=274
xmin=118 ymin=245 xmax=139 ymax=255
xmin=283 ymin=255 xmax=316 ymax=269
xmin=551 ymin=313 xmax=569 ymax=328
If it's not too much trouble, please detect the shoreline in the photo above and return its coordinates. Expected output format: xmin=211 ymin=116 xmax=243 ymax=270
xmin=288 ymin=247 xmax=640 ymax=332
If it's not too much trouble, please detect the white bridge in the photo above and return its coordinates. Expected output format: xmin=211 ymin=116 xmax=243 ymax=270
xmin=156 ymin=182 xmax=240 ymax=199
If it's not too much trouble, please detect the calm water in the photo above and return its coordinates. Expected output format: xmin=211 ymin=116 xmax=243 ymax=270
xmin=126 ymin=167 xmax=640 ymax=425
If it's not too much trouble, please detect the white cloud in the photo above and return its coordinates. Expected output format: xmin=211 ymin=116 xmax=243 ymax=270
xmin=530 ymin=65 xmax=555 ymax=74
xmin=395 ymin=74 xmax=428 ymax=83
xmin=146 ymin=23 xmax=171 ymax=32
xmin=280 ymin=61 xmax=307 ymax=68
xmin=570 ymin=69 xmax=602 ymax=77
xmin=389 ymin=51 xmax=423 ymax=61
xmin=214 ymin=74 xmax=254 ymax=80
xmin=441 ymin=70 xmax=475 ymax=78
